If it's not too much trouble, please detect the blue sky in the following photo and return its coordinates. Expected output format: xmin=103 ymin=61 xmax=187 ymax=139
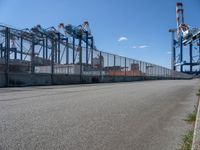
xmin=0 ymin=0 xmax=199 ymax=68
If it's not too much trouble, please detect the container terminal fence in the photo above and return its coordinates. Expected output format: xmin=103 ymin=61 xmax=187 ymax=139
xmin=0 ymin=24 xmax=192 ymax=87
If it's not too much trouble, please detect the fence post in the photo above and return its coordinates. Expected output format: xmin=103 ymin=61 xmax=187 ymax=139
xmin=125 ymin=57 xmax=126 ymax=79
xmin=79 ymin=38 xmax=82 ymax=83
xmin=45 ymin=37 xmax=48 ymax=59
xmin=0 ymin=43 xmax=2 ymax=58
xmin=86 ymin=32 xmax=89 ymax=65
xmin=66 ymin=38 xmax=69 ymax=64
xmin=91 ymin=37 xmax=94 ymax=68
xmin=107 ymin=53 xmax=109 ymax=77
xmin=42 ymin=39 xmax=45 ymax=60
xmin=31 ymin=37 xmax=35 ymax=74
xmin=51 ymin=39 xmax=54 ymax=84
xmin=20 ymin=36 xmax=23 ymax=60
xmin=5 ymin=27 xmax=10 ymax=87
xmin=73 ymin=36 xmax=75 ymax=64
xmin=58 ymin=34 xmax=61 ymax=64
xmin=100 ymin=51 xmax=102 ymax=80
xmin=114 ymin=55 xmax=116 ymax=67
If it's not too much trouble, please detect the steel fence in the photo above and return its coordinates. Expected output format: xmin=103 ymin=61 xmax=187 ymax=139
xmin=0 ymin=25 xmax=192 ymax=83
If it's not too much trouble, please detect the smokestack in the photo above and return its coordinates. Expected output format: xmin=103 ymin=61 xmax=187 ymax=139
xmin=176 ymin=2 xmax=184 ymax=34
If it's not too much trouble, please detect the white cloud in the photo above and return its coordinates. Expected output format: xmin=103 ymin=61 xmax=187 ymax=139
xmin=132 ymin=46 xmax=137 ymax=49
xmin=132 ymin=45 xmax=149 ymax=49
xmin=138 ymin=45 xmax=149 ymax=49
xmin=118 ymin=37 xmax=128 ymax=42
xmin=166 ymin=51 xmax=171 ymax=54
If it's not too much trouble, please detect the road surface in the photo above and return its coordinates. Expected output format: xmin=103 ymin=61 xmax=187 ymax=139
xmin=0 ymin=80 xmax=199 ymax=150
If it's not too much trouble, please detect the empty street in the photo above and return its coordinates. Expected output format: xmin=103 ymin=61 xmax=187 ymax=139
xmin=0 ymin=80 xmax=199 ymax=150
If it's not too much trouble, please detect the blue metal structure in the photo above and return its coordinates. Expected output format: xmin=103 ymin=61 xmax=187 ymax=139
xmin=0 ymin=22 xmax=192 ymax=86
xmin=169 ymin=2 xmax=200 ymax=75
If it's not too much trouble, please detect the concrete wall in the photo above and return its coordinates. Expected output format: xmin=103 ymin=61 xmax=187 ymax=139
xmin=0 ymin=73 xmax=190 ymax=87
xmin=8 ymin=73 xmax=52 ymax=86
xmin=0 ymin=73 xmax=5 ymax=87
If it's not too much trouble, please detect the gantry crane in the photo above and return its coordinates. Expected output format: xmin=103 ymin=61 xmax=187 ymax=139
xmin=58 ymin=21 xmax=94 ymax=65
xmin=0 ymin=21 xmax=95 ymax=75
xmin=169 ymin=2 xmax=200 ymax=74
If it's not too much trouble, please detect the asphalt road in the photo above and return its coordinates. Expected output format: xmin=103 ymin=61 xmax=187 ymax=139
xmin=0 ymin=80 xmax=199 ymax=150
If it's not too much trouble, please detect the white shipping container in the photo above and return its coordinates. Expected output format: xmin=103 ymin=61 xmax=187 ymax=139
xmin=35 ymin=65 xmax=81 ymax=74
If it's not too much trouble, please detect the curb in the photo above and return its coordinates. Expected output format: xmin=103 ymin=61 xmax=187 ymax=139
xmin=192 ymin=99 xmax=200 ymax=150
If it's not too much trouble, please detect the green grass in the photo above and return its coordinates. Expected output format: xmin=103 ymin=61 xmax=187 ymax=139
xmin=180 ymin=89 xmax=200 ymax=150
xmin=184 ymin=111 xmax=197 ymax=124
xmin=196 ymin=89 xmax=200 ymax=98
xmin=180 ymin=130 xmax=194 ymax=150
xmin=180 ymin=89 xmax=199 ymax=150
